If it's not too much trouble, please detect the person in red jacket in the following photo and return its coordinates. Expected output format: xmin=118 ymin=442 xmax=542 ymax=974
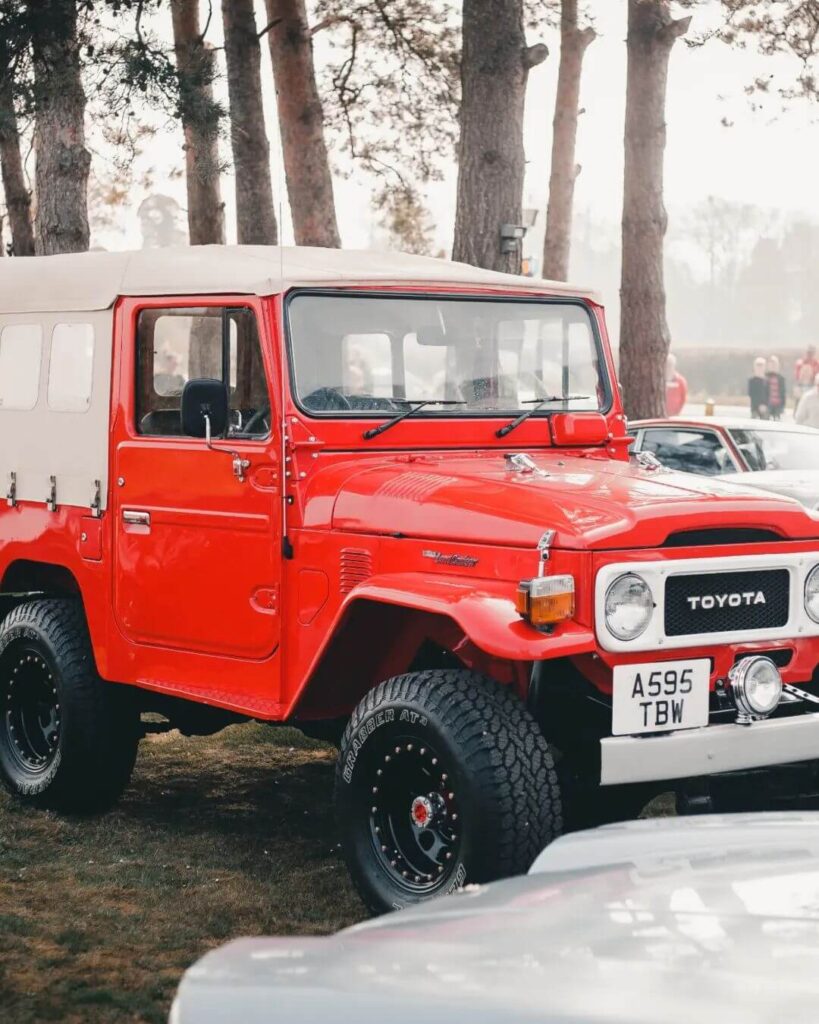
xmin=665 ymin=352 xmax=688 ymax=416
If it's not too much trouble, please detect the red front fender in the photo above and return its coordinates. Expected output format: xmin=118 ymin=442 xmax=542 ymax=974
xmin=286 ymin=572 xmax=596 ymax=719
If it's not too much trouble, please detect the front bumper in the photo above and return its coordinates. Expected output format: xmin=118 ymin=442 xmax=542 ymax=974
xmin=601 ymin=710 xmax=819 ymax=786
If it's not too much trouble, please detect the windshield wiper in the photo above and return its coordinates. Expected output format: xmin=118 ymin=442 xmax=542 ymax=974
xmin=363 ymin=399 xmax=466 ymax=440
xmin=495 ymin=395 xmax=592 ymax=439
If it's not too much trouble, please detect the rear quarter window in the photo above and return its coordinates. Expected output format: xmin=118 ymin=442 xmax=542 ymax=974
xmin=48 ymin=323 xmax=95 ymax=412
xmin=0 ymin=324 xmax=43 ymax=411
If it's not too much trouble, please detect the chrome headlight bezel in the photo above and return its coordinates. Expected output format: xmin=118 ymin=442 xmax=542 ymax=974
xmin=805 ymin=564 xmax=819 ymax=624
xmin=604 ymin=572 xmax=654 ymax=641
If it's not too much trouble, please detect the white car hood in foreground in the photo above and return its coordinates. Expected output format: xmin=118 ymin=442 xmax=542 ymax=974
xmin=173 ymin=813 xmax=819 ymax=1024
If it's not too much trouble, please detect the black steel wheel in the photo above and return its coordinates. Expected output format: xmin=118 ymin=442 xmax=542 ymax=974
xmin=0 ymin=599 xmax=139 ymax=812
xmin=368 ymin=733 xmax=461 ymax=896
xmin=336 ymin=669 xmax=562 ymax=914
xmin=2 ymin=645 xmax=62 ymax=776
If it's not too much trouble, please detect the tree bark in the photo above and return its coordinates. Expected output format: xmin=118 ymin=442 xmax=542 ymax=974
xmin=0 ymin=76 xmax=35 ymax=257
xmin=619 ymin=0 xmax=690 ymax=419
xmin=29 ymin=0 xmax=90 ymax=255
xmin=452 ymin=0 xmax=546 ymax=274
xmin=171 ymin=0 xmax=226 ymax=246
xmin=264 ymin=0 xmax=340 ymax=248
xmin=542 ymin=0 xmax=594 ymax=281
xmin=222 ymin=0 xmax=278 ymax=245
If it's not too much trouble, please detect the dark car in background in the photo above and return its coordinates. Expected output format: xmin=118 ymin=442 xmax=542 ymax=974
xmin=629 ymin=417 xmax=819 ymax=508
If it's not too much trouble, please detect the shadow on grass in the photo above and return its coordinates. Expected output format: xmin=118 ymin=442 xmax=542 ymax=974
xmin=0 ymin=723 xmax=364 ymax=1024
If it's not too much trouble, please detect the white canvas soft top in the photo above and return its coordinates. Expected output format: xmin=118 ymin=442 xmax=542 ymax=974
xmin=0 ymin=245 xmax=602 ymax=315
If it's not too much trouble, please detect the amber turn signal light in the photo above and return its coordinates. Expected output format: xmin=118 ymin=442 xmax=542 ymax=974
xmin=516 ymin=574 xmax=575 ymax=627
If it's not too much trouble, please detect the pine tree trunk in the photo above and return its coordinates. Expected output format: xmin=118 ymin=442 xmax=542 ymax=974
xmin=30 ymin=0 xmax=90 ymax=256
xmin=0 ymin=77 xmax=35 ymax=257
xmin=542 ymin=0 xmax=594 ymax=281
xmin=619 ymin=0 xmax=690 ymax=419
xmin=264 ymin=0 xmax=340 ymax=248
xmin=222 ymin=0 xmax=278 ymax=245
xmin=452 ymin=0 xmax=546 ymax=273
xmin=171 ymin=0 xmax=226 ymax=246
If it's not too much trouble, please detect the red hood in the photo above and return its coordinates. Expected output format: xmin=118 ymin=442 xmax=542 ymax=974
xmin=304 ymin=451 xmax=819 ymax=550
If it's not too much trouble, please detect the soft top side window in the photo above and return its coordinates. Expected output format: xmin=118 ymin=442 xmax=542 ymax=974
xmin=135 ymin=306 xmax=270 ymax=439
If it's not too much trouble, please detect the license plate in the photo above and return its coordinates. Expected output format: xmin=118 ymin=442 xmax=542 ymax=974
xmin=612 ymin=659 xmax=710 ymax=736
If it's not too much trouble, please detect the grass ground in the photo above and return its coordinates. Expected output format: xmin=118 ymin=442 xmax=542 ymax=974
xmin=0 ymin=725 xmax=364 ymax=1024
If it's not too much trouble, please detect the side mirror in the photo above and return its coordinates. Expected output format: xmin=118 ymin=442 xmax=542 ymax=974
xmin=181 ymin=378 xmax=228 ymax=440
xmin=550 ymin=412 xmax=609 ymax=447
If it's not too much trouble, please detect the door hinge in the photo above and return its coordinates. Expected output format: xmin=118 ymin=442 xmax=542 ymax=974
xmin=46 ymin=476 xmax=57 ymax=513
xmin=90 ymin=479 xmax=102 ymax=518
xmin=6 ymin=471 xmax=16 ymax=508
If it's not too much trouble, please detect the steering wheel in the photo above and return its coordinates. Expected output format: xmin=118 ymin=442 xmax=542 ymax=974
xmin=241 ymin=404 xmax=271 ymax=436
xmin=302 ymin=387 xmax=353 ymax=412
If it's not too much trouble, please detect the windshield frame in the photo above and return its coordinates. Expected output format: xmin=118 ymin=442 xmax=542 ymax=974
xmin=283 ymin=288 xmax=613 ymax=424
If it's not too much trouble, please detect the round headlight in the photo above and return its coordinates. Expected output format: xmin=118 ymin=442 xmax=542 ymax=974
xmin=604 ymin=573 xmax=654 ymax=641
xmin=805 ymin=565 xmax=819 ymax=624
xmin=729 ymin=656 xmax=782 ymax=720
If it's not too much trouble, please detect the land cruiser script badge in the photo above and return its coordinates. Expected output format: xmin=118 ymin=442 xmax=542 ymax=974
xmin=687 ymin=591 xmax=766 ymax=611
xmin=422 ymin=550 xmax=479 ymax=568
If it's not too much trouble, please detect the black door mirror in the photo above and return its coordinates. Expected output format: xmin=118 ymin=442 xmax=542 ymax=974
xmin=181 ymin=378 xmax=229 ymax=439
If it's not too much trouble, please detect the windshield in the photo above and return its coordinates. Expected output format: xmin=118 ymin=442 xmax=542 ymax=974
xmin=287 ymin=293 xmax=607 ymax=418
xmin=729 ymin=428 xmax=819 ymax=472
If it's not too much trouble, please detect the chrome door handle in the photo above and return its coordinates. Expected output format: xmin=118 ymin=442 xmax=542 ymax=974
xmin=122 ymin=509 xmax=151 ymax=526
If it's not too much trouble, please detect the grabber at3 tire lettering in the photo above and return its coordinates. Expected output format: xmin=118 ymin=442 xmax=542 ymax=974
xmin=0 ymin=599 xmax=140 ymax=813
xmin=335 ymin=669 xmax=562 ymax=915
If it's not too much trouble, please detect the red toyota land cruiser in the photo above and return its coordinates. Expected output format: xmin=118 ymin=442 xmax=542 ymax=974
xmin=2 ymin=247 xmax=819 ymax=913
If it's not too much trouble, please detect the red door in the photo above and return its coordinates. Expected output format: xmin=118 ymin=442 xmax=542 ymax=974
xmin=113 ymin=300 xmax=281 ymax=662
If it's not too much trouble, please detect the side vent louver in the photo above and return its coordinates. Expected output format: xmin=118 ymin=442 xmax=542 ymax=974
xmin=340 ymin=548 xmax=373 ymax=594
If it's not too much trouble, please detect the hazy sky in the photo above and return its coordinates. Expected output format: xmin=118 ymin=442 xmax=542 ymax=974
xmin=94 ymin=1 xmax=818 ymax=259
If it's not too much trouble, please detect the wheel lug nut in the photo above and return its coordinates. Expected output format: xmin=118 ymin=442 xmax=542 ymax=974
xmin=445 ymin=852 xmax=452 ymax=860
xmin=431 ymin=758 xmax=438 ymax=765
xmin=376 ymin=769 xmax=383 ymax=776
xmin=452 ymin=813 xmax=458 ymax=821
xmin=447 ymin=792 xmax=454 ymax=800
xmin=407 ymin=743 xmax=413 ymax=751
xmin=384 ymin=755 xmax=391 ymax=763
xmin=372 ymin=786 xmax=378 ymax=794
xmin=420 ymin=747 xmax=426 ymax=755
xmin=441 ymin=773 xmax=448 ymax=781
xmin=394 ymin=746 xmax=401 ymax=754
xmin=371 ymin=806 xmax=377 ymax=813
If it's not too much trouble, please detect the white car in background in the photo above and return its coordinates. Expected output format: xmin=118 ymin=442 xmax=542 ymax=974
xmin=171 ymin=814 xmax=819 ymax=1024
xmin=629 ymin=417 xmax=819 ymax=509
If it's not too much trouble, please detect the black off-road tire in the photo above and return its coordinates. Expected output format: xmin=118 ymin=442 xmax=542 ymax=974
xmin=0 ymin=599 xmax=139 ymax=813
xmin=335 ymin=670 xmax=562 ymax=915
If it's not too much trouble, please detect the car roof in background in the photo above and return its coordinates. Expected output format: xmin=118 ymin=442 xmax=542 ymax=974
xmin=174 ymin=812 xmax=819 ymax=1024
xmin=630 ymin=416 xmax=819 ymax=433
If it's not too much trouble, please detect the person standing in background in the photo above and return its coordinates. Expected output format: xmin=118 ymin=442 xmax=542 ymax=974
xmin=795 ymin=345 xmax=819 ymax=405
xmin=748 ymin=357 xmax=768 ymax=419
xmin=795 ymin=372 xmax=819 ymax=429
xmin=795 ymin=360 xmax=815 ymax=409
xmin=665 ymin=353 xmax=687 ymax=416
xmin=765 ymin=355 xmax=786 ymax=420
